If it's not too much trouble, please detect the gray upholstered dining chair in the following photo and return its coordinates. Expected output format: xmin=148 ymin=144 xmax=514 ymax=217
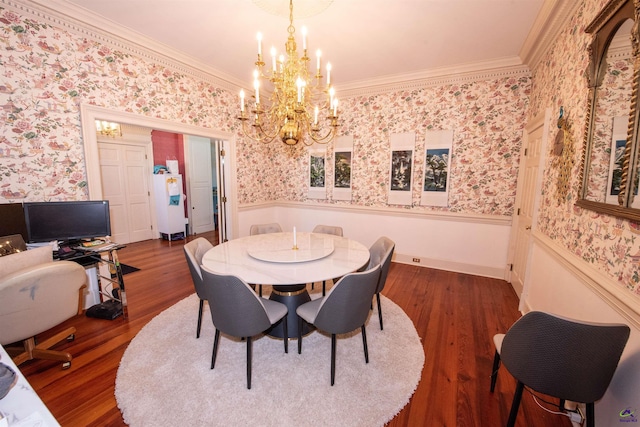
xmin=311 ymin=224 xmax=344 ymax=296
xmin=296 ymin=264 xmax=381 ymax=386
xmin=367 ymin=236 xmax=395 ymax=330
xmin=490 ymin=311 xmax=630 ymax=427
xmin=249 ymin=222 xmax=283 ymax=235
xmin=200 ymin=267 xmax=288 ymax=389
xmin=248 ymin=222 xmax=283 ymax=296
xmin=183 ymin=237 xmax=214 ymax=338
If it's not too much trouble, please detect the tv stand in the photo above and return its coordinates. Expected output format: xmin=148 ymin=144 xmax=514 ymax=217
xmin=61 ymin=244 xmax=128 ymax=319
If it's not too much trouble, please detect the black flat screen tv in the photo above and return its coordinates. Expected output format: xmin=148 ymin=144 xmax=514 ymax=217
xmin=23 ymin=200 xmax=111 ymax=243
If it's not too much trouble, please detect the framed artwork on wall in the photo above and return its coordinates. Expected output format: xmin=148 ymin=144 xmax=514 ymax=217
xmin=308 ymin=149 xmax=326 ymax=199
xmin=388 ymin=132 xmax=415 ymax=205
xmin=421 ymin=129 xmax=453 ymax=207
xmin=333 ymin=135 xmax=353 ymax=201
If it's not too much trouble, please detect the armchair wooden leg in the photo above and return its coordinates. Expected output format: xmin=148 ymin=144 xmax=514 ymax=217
xmin=361 ymin=325 xmax=369 ymax=363
xmin=246 ymin=336 xmax=252 ymax=389
xmin=376 ymin=293 xmax=383 ymax=330
xmin=211 ymin=329 xmax=220 ymax=369
xmin=331 ymin=333 xmax=336 ymax=386
xmin=196 ymin=298 xmax=204 ymax=338
xmin=282 ymin=316 xmax=288 ymax=354
xmin=297 ymin=317 xmax=303 ymax=354
xmin=586 ymin=402 xmax=595 ymax=427
xmin=507 ymin=381 xmax=524 ymax=427
xmin=490 ymin=350 xmax=500 ymax=392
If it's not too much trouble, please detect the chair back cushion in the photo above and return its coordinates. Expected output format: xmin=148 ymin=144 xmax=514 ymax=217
xmin=315 ymin=265 xmax=381 ymax=334
xmin=367 ymin=237 xmax=395 ymax=293
xmin=0 ymin=245 xmax=52 ymax=277
xmin=0 ymin=261 xmax=86 ymax=345
xmin=183 ymin=238 xmax=214 ymax=297
xmin=200 ymin=268 xmax=272 ymax=337
xmin=312 ymin=225 xmax=343 ymax=237
xmin=250 ymin=223 xmax=282 ymax=235
xmin=500 ymin=311 xmax=630 ymax=403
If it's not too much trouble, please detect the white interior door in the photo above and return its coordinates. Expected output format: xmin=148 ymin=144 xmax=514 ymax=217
xmin=509 ymin=109 xmax=550 ymax=298
xmin=185 ymin=135 xmax=215 ymax=235
xmin=99 ymin=142 xmax=153 ymax=244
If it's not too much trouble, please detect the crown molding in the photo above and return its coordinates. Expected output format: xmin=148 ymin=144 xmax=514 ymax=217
xmin=5 ymin=0 xmax=246 ymax=93
xmin=520 ymin=0 xmax=581 ymax=70
xmin=337 ymin=60 xmax=531 ymax=98
xmin=6 ymin=0 xmax=551 ymax=100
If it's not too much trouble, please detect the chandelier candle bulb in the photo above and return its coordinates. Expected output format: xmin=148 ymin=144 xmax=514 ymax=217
xmin=302 ymin=26 xmax=307 ymax=51
xmin=314 ymin=106 xmax=319 ymax=125
xmin=254 ymin=80 xmax=260 ymax=104
xmin=271 ymin=47 xmax=277 ymax=71
xmin=257 ymin=32 xmax=262 ymax=56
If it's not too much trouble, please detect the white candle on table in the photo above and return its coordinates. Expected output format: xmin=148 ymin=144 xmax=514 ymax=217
xmin=293 ymin=226 xmax=297 ymax=247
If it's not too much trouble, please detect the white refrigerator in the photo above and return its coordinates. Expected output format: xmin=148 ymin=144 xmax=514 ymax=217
xmin=153 ymin=174 xmax=186 ymax=240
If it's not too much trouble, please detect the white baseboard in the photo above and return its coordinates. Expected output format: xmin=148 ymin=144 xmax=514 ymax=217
xmin=393 ymin=253 xmax=505 ymax=280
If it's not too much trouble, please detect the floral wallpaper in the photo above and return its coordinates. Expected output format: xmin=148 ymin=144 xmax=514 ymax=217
xmin=0 ymin=6 xmax=240 ymax=201
xmin=0 ymin=2 xmax=531 ymax=219
xmin=529 ymin=0 xmax=640 ymax=296
xmin=268 ymin=78 xmax=531 ymax=216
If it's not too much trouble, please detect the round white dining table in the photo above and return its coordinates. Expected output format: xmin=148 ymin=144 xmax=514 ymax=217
xmin=201 ymin=231 xmax=370 ymax=337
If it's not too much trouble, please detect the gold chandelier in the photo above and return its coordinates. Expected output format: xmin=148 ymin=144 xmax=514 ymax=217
xmin=238 ymin=0 xmax=339 ymax=146
xmin=95 ymin=120 xmax=121 ymax=138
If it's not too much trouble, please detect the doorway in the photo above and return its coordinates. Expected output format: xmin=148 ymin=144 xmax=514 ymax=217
xmin=81 ymin=104 xmax=238 ymax=242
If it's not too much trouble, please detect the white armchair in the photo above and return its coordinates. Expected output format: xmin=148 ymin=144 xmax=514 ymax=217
xmin=0 ymin=245 xmax=86 ymax=369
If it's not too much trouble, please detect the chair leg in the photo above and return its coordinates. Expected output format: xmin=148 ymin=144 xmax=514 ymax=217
xmin=297 ymin=317 xmax=303 ymax=354
xmin=196 ymin=299 xmax=204 ymax=338
xmin=361 ymin=325 xmax=369 ymax=363
xmin=259 ymin=285 xmax=262 ymax=297
xmin=211 ymin=329 xmax=220 ymax=369
xmin=246 ymin=336 xmax=252 ymax=389
xmin=490 ymin=350 xmax=501 ymax=392
xmin=330 ymin=333 xmax=336 ymax=386
xmin=376 ymin=293 xmax=383 ymax=330
xmin=506 ymin=381 xmax=524 ymax=427
xmin=586 ymin=402 xmax=595 ymax=427
xmin=282 ymin=316 xmax=288 ymax=354
xmin=322 ymin=280 xmax=326 ymax=296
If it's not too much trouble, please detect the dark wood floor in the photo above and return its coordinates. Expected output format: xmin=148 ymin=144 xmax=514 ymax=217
xmin=17 ymin=232 xmax=571 ymax=427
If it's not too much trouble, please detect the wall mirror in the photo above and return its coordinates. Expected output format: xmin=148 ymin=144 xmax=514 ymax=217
xmin=578 ymin=0 xmax=640 ymax=221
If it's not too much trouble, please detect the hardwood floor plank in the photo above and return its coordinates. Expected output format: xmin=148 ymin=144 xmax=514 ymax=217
xmin=14 ymin=233 xmax=571 ymax=426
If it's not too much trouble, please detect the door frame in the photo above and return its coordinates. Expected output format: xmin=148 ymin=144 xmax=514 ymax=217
xmin=506 ymin=108 xmax=551 ymax=299
xmin=80 ymin=104 xmax=239 ymax=240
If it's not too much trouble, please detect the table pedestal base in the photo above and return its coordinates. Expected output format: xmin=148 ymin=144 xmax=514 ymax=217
xmin=268 ymin=285 xmax=314 ymax=338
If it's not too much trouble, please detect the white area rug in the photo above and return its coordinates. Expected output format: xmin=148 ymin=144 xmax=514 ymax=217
xmin=115 ymin=293 xmax=424 ymax=427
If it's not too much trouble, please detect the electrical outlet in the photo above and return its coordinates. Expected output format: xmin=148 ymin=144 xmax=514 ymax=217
xmin=412 ymin=258 xmax=420 ymax=263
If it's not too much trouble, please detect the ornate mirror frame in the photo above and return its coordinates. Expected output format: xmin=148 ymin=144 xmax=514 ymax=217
xmin=577 ymin=0 xmax=640 ymax=221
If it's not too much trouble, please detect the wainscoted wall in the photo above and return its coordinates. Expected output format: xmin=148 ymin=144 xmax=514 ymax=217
xmin=238 ymin=203 xmax=512 ymax=279
xmin=524 ymin=0 xmax=640 ymax=422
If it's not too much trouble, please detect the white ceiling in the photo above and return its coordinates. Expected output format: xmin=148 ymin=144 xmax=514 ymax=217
xmin=53 ymin=0 xmax=551 ymax=90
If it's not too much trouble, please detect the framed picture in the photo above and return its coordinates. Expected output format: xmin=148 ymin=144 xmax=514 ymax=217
xmin=308 ymin=150 xmax=326 ymax=199
xmin=421 ymin=130 xmax=453 ymax=207
xmin=388 ymin=132 xmax=415 ymax=205
xmin=334 ymin=151 xmax=352 ymax=188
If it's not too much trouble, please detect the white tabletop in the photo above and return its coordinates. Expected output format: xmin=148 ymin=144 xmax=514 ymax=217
xmin=202 ymin=232 xmax=370 ymax=285
xmin=0 ymin=346 xmax=60 ymax=426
